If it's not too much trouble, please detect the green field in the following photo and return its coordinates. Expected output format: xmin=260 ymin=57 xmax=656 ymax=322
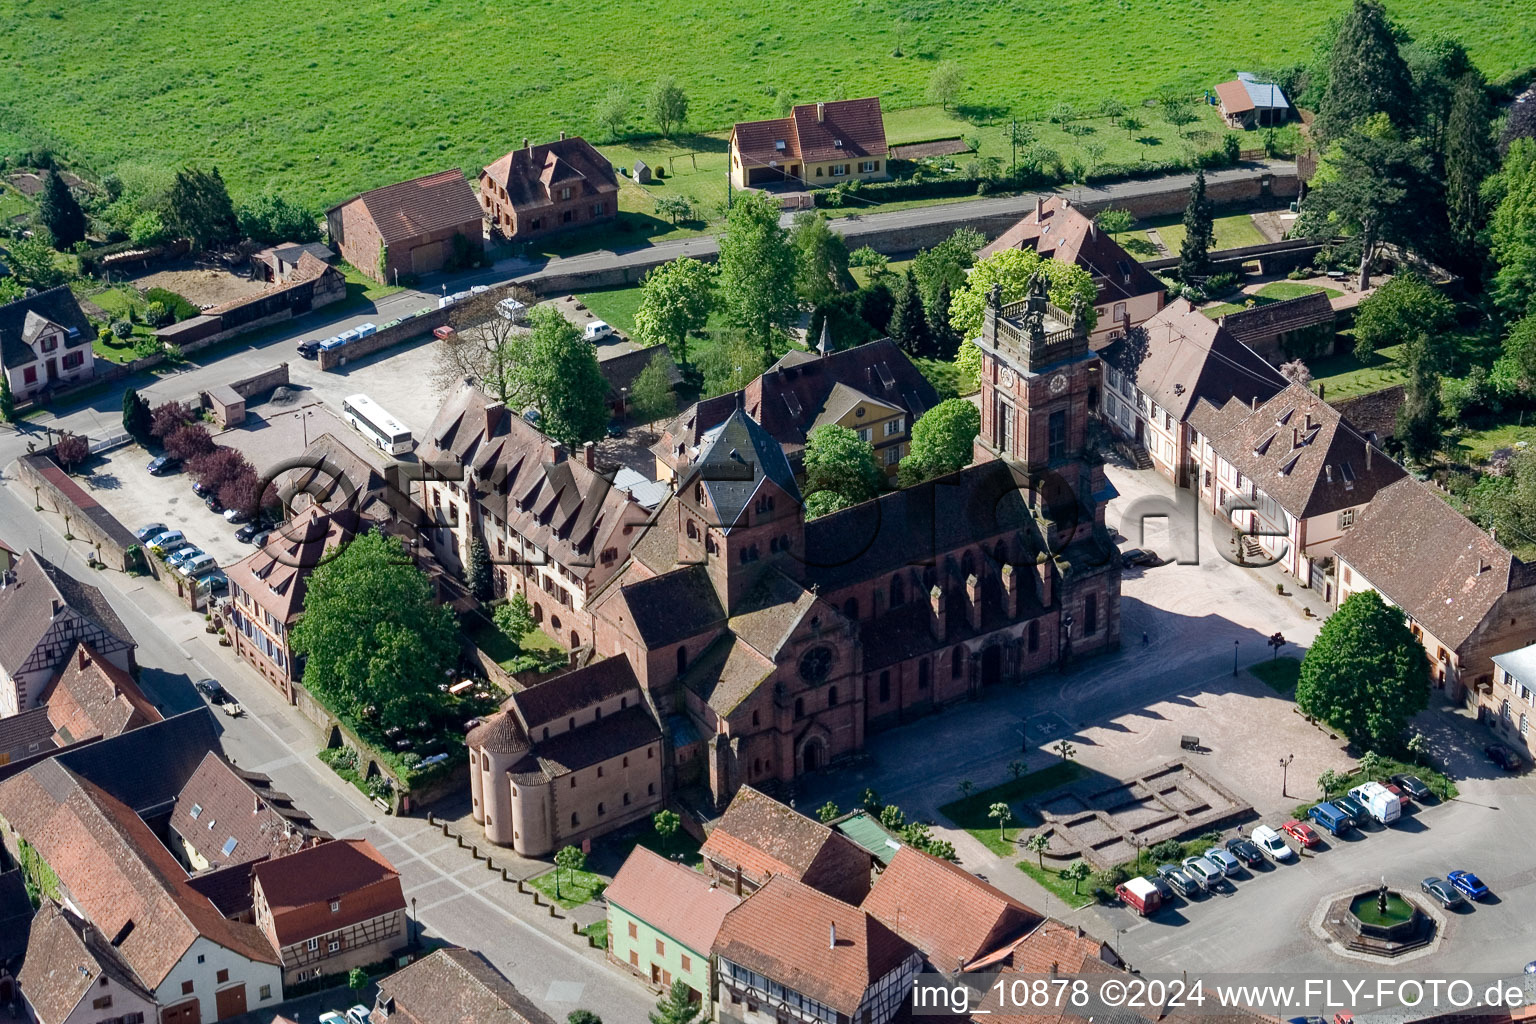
xmin=2 ymin=1 xmax=1529 ymax=213
xmin=1146 ymin=211 xmax=1269 ymax=258
xmin=1309 ymin=342 xmax=1410 ymax=399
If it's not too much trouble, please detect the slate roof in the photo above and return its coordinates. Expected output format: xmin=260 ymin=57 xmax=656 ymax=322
xmin=702 ymin=786 xmax=873 ymax=893
xmin=168 ymin=752 xmax=310 ymax=870
xmin=18 ymin=903 xmax=154 ymax=1024
xmin=41 ymin=641 xmax=161 ymax=745
xmin=732 ymin=98 xmax=887 ymax=165
xmin=682 ymin=408 xmax=801 ymax=532
xmin=252 ymin=838 xmax=404 ymax=947
xmin=1218 ymin=291 xmax=1334 ymax=348
xmin=0 ymin=286 xmax=93 ymax=369
xmin=223 ymin=505 xmax=359 ymax=626
xmin=0 ymin=869 xmax=32 ymax=963
xmin=1101 ymin=298 xmax=1286 ymax=423
xmin=1494 ymin=642 xmax=1536 ymax=686
xmin=0 ymin=707 xmax=56 ymax=763
xmin=328 ymin=169 xmax=483 ymax=245
xmin=611 ymin=563 xmax=726 ymax=647
xmin=481 ymin=137 xmax=619 ymax=211
xmin=1198 ymin=384 xmax=1405 ymax=519
xmin=604 ymin=846 xmax=740 ymax=954
xmin=729 ymin=568 xmax=821 ymax=659
xmin=281 ymin=432 xmax=395 ymax=523
xmin=512 ymin=655 xmax=639 ymax=730
xmin=1327 ymin=384 xmax=1405 ymax=445
xmin=375 ymin=947 xmax=557 ymax=1024
xmin=185 ymin=860 xmax=262 ymax=919
xmin=978 ymin=197 xmax=1165 ymax=307
xmin=0 ymin=549 xmax=134 ymax=675
xmin=713 ymin=874 xmax=916 ymax=1017
xmin=0 ymin=761 xmax=279 ymax=987
xmin=861 ymin=846 xmax=1043 ymax=973
xmin=1334 ymin=477 xmax=1536 ymax=650
xmin=525 ymin=704 xmax=660 ymax=779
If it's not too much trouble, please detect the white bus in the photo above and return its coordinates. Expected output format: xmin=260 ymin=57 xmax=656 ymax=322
xmin=342 ymin=394 xmax=413 ymax=455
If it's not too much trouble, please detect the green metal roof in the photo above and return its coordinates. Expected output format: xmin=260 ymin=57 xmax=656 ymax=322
xmin=833 ymin=811 xmax=902 ymax=865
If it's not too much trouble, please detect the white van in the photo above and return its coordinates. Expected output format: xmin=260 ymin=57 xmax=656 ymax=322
xmin=584 ymin=320 xmax=614 ymax=342
xmin=496 ymin=297 xmax=528 ymax=322
xmin=1348 ymin=781 xmax=1402 ymax=826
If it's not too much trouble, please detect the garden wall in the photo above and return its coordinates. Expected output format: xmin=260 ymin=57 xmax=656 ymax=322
xmin=317 ymin=308 xmax=452 ymax=370
xmin=14 ymin=453 xmax=140 ymax=572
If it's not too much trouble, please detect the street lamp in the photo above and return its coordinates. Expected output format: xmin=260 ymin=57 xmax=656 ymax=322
xmin=1232 ymin=639 xmax=1240 ymax=677
xmin=410 ymin=896 xmax=418 ymax=949
xmin=1279 ymin=754 xmax=1294 ymax=797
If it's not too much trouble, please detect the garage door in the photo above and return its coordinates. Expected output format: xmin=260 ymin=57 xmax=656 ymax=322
xmin=215 ymin=984 xmax=248 ymax=1020
xmin=411 ymin=240 xmax=446 ymax=274
xmin=161 ymin=998 xmax=201 ymax=1024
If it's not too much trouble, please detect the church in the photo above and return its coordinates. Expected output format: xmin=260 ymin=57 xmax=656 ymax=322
xmin=457 ymin=281 xmax=1120 ymax=851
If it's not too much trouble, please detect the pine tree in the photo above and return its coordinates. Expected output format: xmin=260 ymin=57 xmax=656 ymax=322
xmin=0 ymin=372 xmax=14 ymax=424
xmin=649 ymin=981 xmax=704 ymax=1024
xmin=466 ymin=539 xmax=493 ymax=603
xmin=1178 ymin=169 xmax=1214 ymax=286
xmin=38 ymin=171 xmax=86 ymax=249
xmin=930 ymin=279 xmax=961 ymax=359
xmin=888 ymin=270 xmax=933 ymax=357
xmin=1443 ymin=71 xmax=1496 ymax=267
xmin=122 ymin=388 xmax=152 ymax=440
xmin=1314 ymin=0 xmax=1416 ymax=145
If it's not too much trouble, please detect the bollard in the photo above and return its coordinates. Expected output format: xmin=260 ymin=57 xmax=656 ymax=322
xmin=517 ymin=878 xmax=525 ymax=893
xmin=532 ymin=892 xmax=542 ymax=905
xmin=571 ymin=922 xmax=581 ymax=935
xmin=427 ymin=811 xmax=435 ymax=826
xmin=488 ymin=859 xmax=498 ymax=872
xmin=456 ymin=835 xmax=465 ymax=849
xmin=589 ymin=935 xmax=599 ymax=948
xmin=501 ymin=867 xmax=510 ymax=881
xmin=548 ymin=904 xmax=558 ymax=918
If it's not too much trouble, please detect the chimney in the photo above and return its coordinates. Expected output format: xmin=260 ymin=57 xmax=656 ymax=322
xmin=1251 ymin=395 xmax=1258 ymax=411
xmin=78 ymin=647 xmax=89 ymax=669
xmin=523 ymin=137 xmax=531 ymax=154
xmin=965 ymin=573 xmax=983 ymax=631
xmin=1089 ymin=219 xmax=1097 ymax=241
xmin=559 ymin=130 xmax=567 ymax=141
xmin=929 ymin=585 xmax=946 ymax=642
xmin=1035 ymin=560 xmax=1053 ymax=607
xmin=829 ymin=922 xmax=836 ymax=949
xmin=1001 ymin=564 xmax=1019 ymax=619
xmin=51 ymin=598 xmax=63 ymax=618
xmin=734 ymin=864 xmax=743 ymax=896
xmin=546 ymin=440 xmax=565 ymax=464
xmin=582 ymin=441 xmax=596 ymax=469
xmin=1292 ymin=426 xmax=1300 ymax=450
xmin=253 ymin=795 xmax=262 ymax=815
xmin=1317 ymin=382 xmax=1326 ymax=400
xmin=1366 ymin=444 xmax=1373 ymax=472
xmin=1218 ymin=314 xmax=1227 ymax=328
xmin=817 ymin=101 xmax=826 ymax=123
xmin=483 ymin=400 xmax=505 ymax=437
xmin=1035 ymin=195 xmax=1045 ymax=222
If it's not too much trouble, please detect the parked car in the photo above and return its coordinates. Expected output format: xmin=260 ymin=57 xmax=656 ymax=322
xmin=355 ymin=322 xmax=378 ymax=337
xmin=319 ymin=1013 xmax=347 ymax=1024
xmin=223 ymin=506 xmax=249 ymax=523
xmin=135 ymin=522 xmax=168 ymax=543
xmin=432 ymin=324 xmax=457 ymax=341
xmin=1146 ymin=873 xmax=1176 ymax=904
xmin=235 ymin=522 xmax=261 ymax=543
xmin=297 ymin=338 xmax=322 ymax=358
xmin=148 ymin=530 xmax=187 ymax=553
xmin=606 ymin=422 xmax=624 ymax=439
xmin=1182 ymin=855 xmax=1223 ymax=889
xmin=1333 ymin=795 xmax=1367 ymax=827
xmin=1486 ymin=743 xmax=1523 ymax=772
xmin=1204 ymin=847 xmax=1242 ymax=876
xmin=1347 ymin=782 xmax=1402 ymax=825
xmin=198 ymin=570 xmax=229 ymax=594
xmin=249 ymin=529 xmax=273 ymax=547
xmin=522 ymin=408 xmax=542 ymax=426
xmin=1156 ymin=863 xmax=1200 ymax=898
xmin=180 ymin=552 xmax=218 ymax=577
xmin=496 ymin=297 xmax=528 ymax=322
xmin=1420 ymin=876 xmax=1465 ymax=909
xmin=204 ymin=493 xmax=224 ymax=513
xmin=1390 ymin=774 xmax=1433 ymax=801
xmin=346 ymin=1005 xmax=372 ymax=1024
xmin=584 ymin=320 xmax=614 ymax=342
xmin=1251 ymin=824 xmax=1294 ymax=862
xmin=146 ymin=455 xmax=178 ymax=475
xmin=1447 ymin=870 xmax=1489 ymax=901
xmin=1225 ymin=837 xmax=1264 ymax=867
xmin=193 ymin=678 xmax=229 ymax=704
xmin=1121 ymin=547 xmax=1160 ymax=568
xmin=166 ymin=546 xmax=204 ymax=569
xmin=1282 ymin=820 xmax=1321 ymax=848
xmin=1116 ymin=876 xmax=1164 ymax=917
xmin=1308 ymin=801 xmax=1354 ymax=837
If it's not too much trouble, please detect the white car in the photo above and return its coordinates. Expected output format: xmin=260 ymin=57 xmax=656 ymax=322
xmin=1181 ymin=855 xmax=1222 ymax=889
xmin=1203 ymin=847 xmax=1242 ymax=877
xmin=1251 ymin=824 xmax=1295 ymax=862
xmin=584 ymin=320 xmax=614 ymax=342
xmin=496 ymin=297 xmax=528 ymax=322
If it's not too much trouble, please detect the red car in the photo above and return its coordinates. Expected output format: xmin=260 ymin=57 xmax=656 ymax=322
xmin=1282 ymin=819 xmax=1321 ymax=848
xmin=1384 ymin=782 xmax=1409 ymax=804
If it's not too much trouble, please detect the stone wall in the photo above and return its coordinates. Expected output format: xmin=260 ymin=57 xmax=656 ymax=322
xmin=317 ymin=308 xmax=452 ymax=370
xmin=14 ymin=453 xmax=141 ymax=572
xmin=228 ymin=363 xmax=291 ymax=399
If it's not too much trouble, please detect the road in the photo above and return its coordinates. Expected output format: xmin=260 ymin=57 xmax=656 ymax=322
xmin=0 ymin=476 xmax=657 ymax=1024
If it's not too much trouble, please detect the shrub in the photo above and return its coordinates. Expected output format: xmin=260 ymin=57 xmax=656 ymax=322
xmin=1223 ymin=133 xmax=1241 ymax=164
xmin=111 ymin=320 xmax=132 ymax=339
xmin=1287 ymin=268 xmax=1308 ymax=280
xmin=145 ymin=301 xmax=172 ymax=327
xmin=145 ymin=287 xmax=198 ymax=321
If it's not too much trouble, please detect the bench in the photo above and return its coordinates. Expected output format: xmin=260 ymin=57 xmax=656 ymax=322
xmin=1180 ymin=735 xmax=1201 ymax=751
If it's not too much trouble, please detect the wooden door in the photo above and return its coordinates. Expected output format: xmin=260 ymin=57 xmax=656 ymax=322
xmin=162 ymin=998 xmax=201 ymax=1024
xmin=215 ymin=984 xmax=248 ymax=1020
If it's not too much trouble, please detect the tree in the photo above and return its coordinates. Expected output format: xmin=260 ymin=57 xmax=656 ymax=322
xmin=950 ymin=249 xmax=1098 ymax=380
xmin=553 ymin=845 xmax=586 ymax=899
xmin=38 ymin=171 xmax=86 ymax=249
xmin=54 ymin=432 xmax=89 ymax=472
xmin=219 ymin=470 xmax=261 ymax=519
xmin=1024 ymin=832 xmax=1050 ymax=869
xmin=1297 ymin=590 xmax=1430 ymax=749
xmin=816 ymin=801 xmax=840 ymax=823
xmin=122 ymin=388 xmax=152 ymax=441
xmin=1488 ymin=139 xmax=1536 ymax=317
xmin=0 ymin=276 xmax=21 ymax=305
xmin=289 ymin=532 xmax=460 ymax=731
xmin=1062 ymin=860 xmax=1092 ymax=894
xmin=698 ymin=332 xmax=768 ymax=397
xmin=150 ymin=401 xmax=190 ymax=442
xmin=1160 ymin=98 xmax=1197 ymax=137
xmin=988 ymin=802 xmax=1012 ymax=841
xmin=1279 ymin=359 xmax=1312 ymax=386
xmin=1120 ymin=114 xmax=1145 ymax=139
xmin=653 ymin=194 xmax=695 ymax=226
xmin=629 ymin=352 xmax=676 ymax=428
xmin=1054 ymin=739 xmax=1077 ymax=761
xmin=189 ymin=447 xmax=248 ymax=495
xmin=957 ymin=780 xmax=975 ymax=797
xmin=128 ymin=211 xmax=168 ymax=246
xmin=790 ymin=211 xmax=848 ymax=307
xmin=166 ymin=166 xmax=238 ymax=250
xmin=1492 ymin=315 xmax=1536 ymax=396
xmin=804 ymin=490 xmax=855 ymax=519
xmin=0 ymin=373 xmax=13 ymax=425
xmin=634 ymin=257 xmax=715 ymax=366
xmin=1003 ymin=120 xmax=1035 ymax=178
xmin=1317 ymin=768 xmax=1345 ymax=799
xmin=595 ymin=85 xmax=630 ymax=140
xmin=1396 ymin=338 xmax=1443 ymax=461
xmin=650 ymin=981 xmax=703 ymax=1024
xmin=568 ymin=1013 xmax=603 ymax=1024
xmin=1297 ymin=116 xmax=1433 ymax=290
xmin=1314 ymin=0 xmax=1416 ymax=145
xmin=911 ymin=228 xmax=981 ymax=311
xmin=1352 ymin=272 xmax=1454 ymax=362
xmin=164 ymin=423 xmax=215 ymax=463
xmin=236 ymin=193 xmax=320 ymax=244
xmin=1008 ymin=760 xmax=1027 ymax=779
xmin=495 ymin=592 xmax=536 ymax=644
xmin=1179 ymin=169 xmax=1214 ymax=285
xmin=466 ymin=539 xmax=493 ymax=603
xmin=1443 ymin=71 xmax=1496 ymax=262
xmin=652 ymin=809 xmax=681 ymax=848
xmin=803 ymin=424 xmax=882 ymax=511
xmin=520 ymin=306 xmax=610 ymax=447
xmin=348 ymin=968 xmax=368 ymax=997
xmin=899 ymin=398 xmax=980 ymax=486
xmin=1096 ymin=208 xmax=1135 ymax=236
xmin=887 ymin=270 xmax=933 ymax=358
xmin=4 ymin=236 xmax=66 ymax=288
xmin=715 ymin=191 xmax=797 ymax=359
xmin=647 ymin=77 xmax=689 ymax=138
xmin=1098 ymin=96 xmax=1127 ymax=125
xmin=878 ymin=804 xmax=905 ymax=831
xmin=929 ymin=280 xmax=960 ymax=359
xmin=435 ymin=288 xmax=535 ymax=405
xmin=927 ymin=61 xmax=965 ymax=110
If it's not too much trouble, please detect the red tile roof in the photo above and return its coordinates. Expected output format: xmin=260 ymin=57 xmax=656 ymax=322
xmin=375 ymin=948 xmax=556 ymax=1024
xmin=714 ymin=874 xmax=917 ymax=1016
xmin=604 ymin=846 xmax=740 ymax=954
xmin=861 ymin=846 xmax=1043 ymax=972
xmin=329 ymin=169 xmax=483 ymax=246
xmin=978 ymin=197 xmax=1164 ymax=306
xmin=702 ymin=785 xmax=873 ymax=902
xmin=732 ymin=98 xmax=887 ymax=165
xmin=223 ymin=505 xmax=358 ymax=625
xmin=167 ymin=752 xmax=309 ymax=869
xmin=252 ymin=838 xmax=404 ymax=948
xmin=481 ymin=137 xmax=619 ymax=211
xmin=42 ymin=641 xmax=161 ymax=745
xmin=1216 ymin=79 xmax=1256 ymax=115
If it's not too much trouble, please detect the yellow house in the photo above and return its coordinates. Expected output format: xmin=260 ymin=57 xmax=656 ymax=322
xmin=730 ymin=97 xmax=889 ymax=191
xmin=811 ymin=381 xmax=910 ymax=478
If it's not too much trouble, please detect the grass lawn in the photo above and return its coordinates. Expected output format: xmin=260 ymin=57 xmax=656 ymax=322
xmin=939 ymin=760 xmax=1088 ymax=857
xmin=530 ymin=866 xmax=607 ymax=909
xmin=0 ymin=182 xmax=34 ymax=221
xmin=914 ymin=356 xmax=971 ymax=400
xmin=632 ymin=827 xmax=705 ymax=869
xmin=337 ymin=261 xmax=404 ymax=302
xmin=576 ymin=286 xmax=650 ymax=335
xmin=1016 ymin=857 xmax=1096 ymax=908
xmin=5 ymin=2 xmax=1524 ymax=214
xmin=1450 ymin=413 xmax=1536 ymax=462
xmin=1257 ymin=281 xmax=1342 ymax=301
xmin=582 ymin=920 xmax=609 ymax=949
xmin=1147 ymin=211 xmax=1267 ymax=257
xmin=1309 ymin=343 xmax=1409 ymax=399
xmin=849 ymin=257 xmax=913 ymax=290
xmin=1249 ymin=655 xmax=1301 ymax=694
xmin=467 ymin=617 xmax=563 ymax=670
